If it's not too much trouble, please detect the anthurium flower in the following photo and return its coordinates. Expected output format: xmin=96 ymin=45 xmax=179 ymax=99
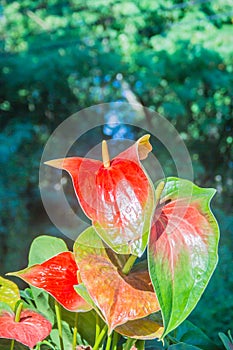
xmin=74 ymin=227 xmax=160 ymax=333
xmin=0 ymin=309 xmax=52 ymax=349
xmin=45 ymin=135 xmax=155 ymax=257
xmin=148 ymin=177 xmax=219 ymax=338
xmin=8 ymin=252 xmax=91 ymax=312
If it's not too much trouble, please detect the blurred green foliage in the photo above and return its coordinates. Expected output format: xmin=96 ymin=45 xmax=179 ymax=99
xmin=0 ymin=0 xmax=232 ymax=343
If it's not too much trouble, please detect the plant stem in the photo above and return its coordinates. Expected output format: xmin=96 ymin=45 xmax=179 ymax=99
xmin=122 ymin=255 xmax=137 ymax=275
xmin=111 ymin=331 xmax=119 ymax=350
xmin=9 ymin=340 xmax=14 ymax=350
xmin=136 ymin=340 xmax=145 ymax=350
xmin=95 ymin=312 xmax=101 ymax=341
xmin=166 ymin=334 xmax=179 ymax=345
xmin=93 ymin=324 xmax=108 ymax=350
xmin=105 ymin=331 xmax=112 ymax=350
xmin=72 ymin=312 xmax=78 ymax=350
xmin=124 ymin=338 xmax=136 ymax=350
xmin=55 ymin=300 xmax=64 ymax=350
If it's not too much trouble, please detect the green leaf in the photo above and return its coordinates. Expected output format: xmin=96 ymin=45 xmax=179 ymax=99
xmin=74 ymin=284 xmax=98 ymax=312
xmin=74 ymin=227 xmax=160 ymax=332
xmin=0 ymin=302 xmax=14 ymax=315
xmin=28 ymin=235 xmax=68 ymax=265
xmin=50 ymin=321 xmax=73 ymax=349
xmin=0 ymin=276 xmax=20 ymax=311
xmin=171 ymin=320 xmax=219 ymax=350
xmin=219 ymin=332 xmax=233 ymax=350
xmin=168 ymin=344 xmax=202 ymax=350
xmin=61 ymin=307 xmax=102 ymax=347
xmin=148 ymin=177 xmax=219 ymax=338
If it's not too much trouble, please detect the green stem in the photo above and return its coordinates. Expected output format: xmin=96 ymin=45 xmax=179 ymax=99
xmin=136 ymin=340 xmax=145 ymax=350
xmin=9 ymin=340 xmax=14 ymax=350
xmin=111 ymin=331 xmax=119 ymax=350
xmin=105 ymin=331 xmax=112 ymax=350
xmin=72 ymin=313 xmax=78 ymax=350
xmin=124 ymin=338 xmax=136 ymax=350
xmin=166 ymin=334 xmax=179 ymax=345
xmin=55 ymin=300 xmax=64 ymax=350
xmin=93 ymin=324 xmax=108 ymax=350
xmin=122 ymin=255 xmax=137 ymax=275
xmin=95 ymin=312 xmax=101 ymax=341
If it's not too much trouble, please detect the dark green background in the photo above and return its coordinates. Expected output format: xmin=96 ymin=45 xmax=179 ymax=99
xmin=0 ymin=0 xmax=232 ymax=343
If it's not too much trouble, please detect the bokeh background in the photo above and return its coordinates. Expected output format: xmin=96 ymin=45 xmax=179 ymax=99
xmin=0 ymin=0 xmax=232 ymax=344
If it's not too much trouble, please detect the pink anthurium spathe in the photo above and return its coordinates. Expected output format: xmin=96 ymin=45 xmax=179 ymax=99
xmin=8 ymin=252 xmax=91 ymax=312
xmin=148 ymin=177 xmax=219 ymax=338
xmin=45 ymin=135 xmax=155 ymax=257
xmin=0 ymin=309 xmax=52 ymax=349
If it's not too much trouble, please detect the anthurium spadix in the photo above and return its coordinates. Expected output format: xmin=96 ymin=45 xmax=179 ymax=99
xmin=8 ymin=252 xmax=91 ymax=312
xmin=45 ymin=135 xmax=155 ymax=256
xmin=148 ymin=177 xmax=219 ymax=338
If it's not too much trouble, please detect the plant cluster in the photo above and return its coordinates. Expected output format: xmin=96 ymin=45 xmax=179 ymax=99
xmin=0 ymin=135 xmax=223 ymax=350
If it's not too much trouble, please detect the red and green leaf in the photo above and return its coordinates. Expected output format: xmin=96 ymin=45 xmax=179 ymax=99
xmin=8 ymin=252 xmax=91 ymax=312
xmin=148 ymin=177 xmax=219 ymax=338
xmin=0 ymin=276 xmax=20 ymax=311
xmin=74 ymin=227 xmax=160 ymax=332
xmin=0 ymin=309 xmax=52 ymax=349
xmin=45 ymin=135 xmax=154 ymax=256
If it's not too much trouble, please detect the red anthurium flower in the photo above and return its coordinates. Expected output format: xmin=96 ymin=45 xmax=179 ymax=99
xmin=8 ymin=252 xmax=91 ymax=312
xmin=0 ymin=309 xmax=52 ymax=349
xmin=45 ymin=135 xmax=155 ymax=257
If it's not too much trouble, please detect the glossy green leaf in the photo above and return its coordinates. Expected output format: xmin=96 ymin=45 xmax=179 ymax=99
xmin=171 ymin=320 xmax=219 ymax=350
xmin=74 ymin=227 xmax=160 ymax=332
xmin=148 ymin=177 xmax=219 ymax=338
xmin=0 ymin=276 xmax=20 ymax=311
xmin=46 ymin=135 xmax=155 ymax=256
xmin=0 ymin=302 xmax=13 ymax=316
xmin=28 ymin=235 xmax=68 ymax=265
xmin=62 ymin=308 xmax=100 ymax=347
xmin=50 ymin=321 xmax=73 ymax=349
